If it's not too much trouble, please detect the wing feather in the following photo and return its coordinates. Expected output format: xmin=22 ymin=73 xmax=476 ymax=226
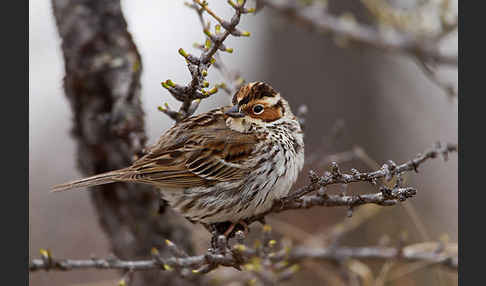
xmin=123 ymin=109 xmax=260 ymax=188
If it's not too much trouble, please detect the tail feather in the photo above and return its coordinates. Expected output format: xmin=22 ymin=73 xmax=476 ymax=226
xmin=51 ymin=169 xmax=128 ymax=192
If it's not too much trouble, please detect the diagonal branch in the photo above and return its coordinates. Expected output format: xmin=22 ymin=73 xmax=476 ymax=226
xmin=414 ymin=56 xmax=458 ymax=98
xmin=159 ymin=0 xmax=254 ymax=121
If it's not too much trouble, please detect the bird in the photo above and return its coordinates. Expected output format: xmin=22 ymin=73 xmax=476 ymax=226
xmin=52 ymin=81 xmax=305 ymax=237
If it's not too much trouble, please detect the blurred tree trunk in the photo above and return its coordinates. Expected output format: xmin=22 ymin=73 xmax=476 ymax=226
xmin=51 ymin=1 xmax=197 ymax=285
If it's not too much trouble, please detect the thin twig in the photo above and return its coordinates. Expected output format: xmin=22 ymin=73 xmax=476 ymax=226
xmin=160 ymin=0 xmax=253 ymax=121
xmin=415 ymin=57 xmax=457 ymax=98
xmin=29 ymin=243 xmax=457 ymax=273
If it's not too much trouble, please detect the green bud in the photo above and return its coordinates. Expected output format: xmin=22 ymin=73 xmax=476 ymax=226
xmin=205 ymin=39 xmax=212 ymax=49
xmin=290 ymin=264 xmax=300 ymax=273
xmin=39 ymin=248 xmax=50 ymax=258
xmin=207 ymin=86 xmax=218 ymax=95
xmin=227 ymin=0 xmax=237 ymax=8
xmin=151 ymin=247 xmax=160 ymax=255
xmin=233 ymin=244 xmax=246 ymax=252
xmin=178 ymin=48 xmax=188 ymax=58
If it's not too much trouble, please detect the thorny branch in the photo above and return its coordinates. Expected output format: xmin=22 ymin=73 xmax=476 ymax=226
xmin=158 ymin=0 xmax=254 ymax=121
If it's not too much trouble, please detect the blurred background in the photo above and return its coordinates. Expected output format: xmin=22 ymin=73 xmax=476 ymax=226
xmin=29 ymin=0 xmax=457 ymax=285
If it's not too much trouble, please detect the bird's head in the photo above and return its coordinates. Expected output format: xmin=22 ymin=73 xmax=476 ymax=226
xmin=224 ymin=82 xmax=296 ymax=132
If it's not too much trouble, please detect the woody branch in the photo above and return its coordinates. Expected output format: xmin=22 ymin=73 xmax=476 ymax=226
xmin=158 ymin=0 xmax=254 ymax=122
xmin=247 ymin=142 xmax=457 ymax=223
xmin=30 ymin=143 xmax=458 ymax=276
xmin=29 ymin=242 xmax=457 ymax=273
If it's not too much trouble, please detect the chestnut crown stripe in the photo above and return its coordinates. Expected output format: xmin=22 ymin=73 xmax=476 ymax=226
xmin=232 ymin=82 xmax=278 ymax=106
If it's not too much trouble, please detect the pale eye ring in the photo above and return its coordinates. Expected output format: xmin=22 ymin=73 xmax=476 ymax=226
xmin=252 ymin=104 xmax=264 ymax=114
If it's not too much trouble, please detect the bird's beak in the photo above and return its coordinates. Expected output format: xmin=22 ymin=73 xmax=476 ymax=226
xmin=225 ymin=105 xmax=245 ymax=118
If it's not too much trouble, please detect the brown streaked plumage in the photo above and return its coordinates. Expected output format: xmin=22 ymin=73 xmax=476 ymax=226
xmin=53 ymin=82 xmax=305 ymax=232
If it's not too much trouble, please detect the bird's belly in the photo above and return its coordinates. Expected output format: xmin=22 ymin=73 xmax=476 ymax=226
xmin=158 ymin=147 xmax=304 ymax=224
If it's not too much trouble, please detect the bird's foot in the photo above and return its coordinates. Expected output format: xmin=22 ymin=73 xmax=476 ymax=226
xmin=207 ymin=221 xmax=250 ymax=250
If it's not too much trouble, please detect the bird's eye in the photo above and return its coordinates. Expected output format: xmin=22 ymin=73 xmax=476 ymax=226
xmin=252 ymin=104 xmax=264 ymax=114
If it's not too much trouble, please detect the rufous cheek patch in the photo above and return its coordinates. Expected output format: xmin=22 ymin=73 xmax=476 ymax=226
xmin=252 ymin=106 xmax=282 ymax=122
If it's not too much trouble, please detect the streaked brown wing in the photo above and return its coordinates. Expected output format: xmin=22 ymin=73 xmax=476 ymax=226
xmin=121 ymin=109 xmax=259 ymax=188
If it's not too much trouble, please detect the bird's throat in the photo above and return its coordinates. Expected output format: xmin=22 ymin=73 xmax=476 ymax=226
xmin=226 ymin=117 xmax=253 ymax=133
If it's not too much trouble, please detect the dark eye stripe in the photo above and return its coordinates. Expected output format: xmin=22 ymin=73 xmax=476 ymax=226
xmin=238 ymin=95 xmax=250 ymax=106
